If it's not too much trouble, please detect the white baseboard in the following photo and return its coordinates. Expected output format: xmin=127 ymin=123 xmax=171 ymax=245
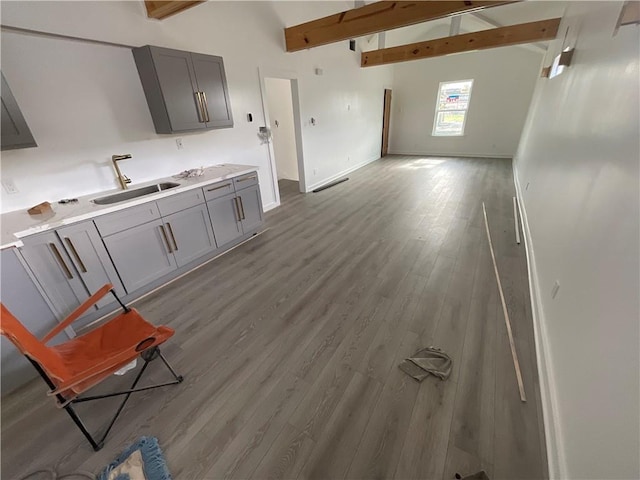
xmin=389 ymin=150 xmax=512 ymax=159
xmin=262 ymin=201 xmax=278 ymax=212
xmin=306 ymin=155 xmax=380 ymax=192
xmin=513 ymin=164 xmax=566 ymax=479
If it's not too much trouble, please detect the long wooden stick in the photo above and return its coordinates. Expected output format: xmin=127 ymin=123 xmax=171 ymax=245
xmin=513 ymin=196 xmax=521 ymax=244
xmin=482 ymin=202 xmax=527 ymax=402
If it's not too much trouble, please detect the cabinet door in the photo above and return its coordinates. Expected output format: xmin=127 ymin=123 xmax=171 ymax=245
xmin=207 ymin=193 xmax=242 ymax=247
xmin=102 ymin=219 xmax=177 ymax=293
xmin=56 ymin=221 xmax=126 ymax=308
xmin=19 ymin=232 xmax=92 ymax=320
xmin=191 ymin=53 xmax=233 ymax=128
xmin=164 ymin=204 xmax=216 ymax=267
xmin=1 ymin=73 xmax=36 ymax=151
xmin=237 ymin=185 xmax=263 ymax=233
xmin=149 ymin=47 xmax=205 ymax=132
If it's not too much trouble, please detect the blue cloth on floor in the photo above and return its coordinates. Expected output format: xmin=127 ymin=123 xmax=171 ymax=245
xmin=98 ymin=436 xmax=171 ymax=480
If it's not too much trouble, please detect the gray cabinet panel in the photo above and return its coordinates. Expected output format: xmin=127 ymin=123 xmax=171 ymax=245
xmin=56 ymin=221 xmax=126 ymax=307
xmin=1 ymin=73 xmax=36 ymax=151
xmin=157 ymin=188 xmax=204 ymax=217
xmin=150 ymin=47 xmax=204 ymax=132
xmin=238 ymin=185 xmax=263 ymax=233
xmin=164 ymin=204 xmax=216 ymax=267
xmin=233 ymin=172 xmax=259 ymax=191
xmin=102 ymin=219 xmax=177 ymax=293
xmin=1 ymin=249 xmax=62 ymax=394
xmin=207 ymin=193 xmax=242 ymax=247
xmin=191 ymin=53 xmax=233 ymax=128
xmin=203 ymin=180 xmax=234 ymax=202
xmin=94 ymin=203 xmax=160 ymax=237
xmin=19 ymin=232 xmax=92 ymax=320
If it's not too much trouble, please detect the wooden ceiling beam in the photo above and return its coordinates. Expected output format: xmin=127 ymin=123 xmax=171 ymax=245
xmin=145 ymin=1 xmax=204 ymax=20
xmin=361 ymin=17 xmax=561 ymax=67
xmin=284 ymin=1 xmax=515 ymax=52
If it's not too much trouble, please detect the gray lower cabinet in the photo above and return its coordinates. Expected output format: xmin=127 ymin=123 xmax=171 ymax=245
xmin=56 ymin=220 xmax=126 ymax=308
xmin=1 ymin=248 xmax=64 ymax=394
xmin=19 ymin=231 xmax=93 ymax=320
xmin=164 ymin=204 xmax=216 ymax=267
xmin=102 ymin=219 xmax=177 ymax=293
xmin=1 ymin=72 xmax=37 ymax=151
xmin=207 ymin=193 xmax=243 ymax=247
xmin=237 ymin=185 xmax=264 ymax=233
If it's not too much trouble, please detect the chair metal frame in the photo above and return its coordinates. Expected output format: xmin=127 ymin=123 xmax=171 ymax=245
xmin=12 ymin=288 xmax=183 ymax=451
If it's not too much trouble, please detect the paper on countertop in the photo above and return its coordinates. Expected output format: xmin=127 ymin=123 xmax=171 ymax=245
xmin=173 ymin=167 xmax=205 ymax=179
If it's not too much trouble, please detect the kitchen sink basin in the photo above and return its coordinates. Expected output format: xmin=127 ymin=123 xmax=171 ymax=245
xmin=92 ymin=182 xmax=181 ymax=205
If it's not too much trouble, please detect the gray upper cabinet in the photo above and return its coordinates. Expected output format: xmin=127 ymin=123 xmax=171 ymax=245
xmin=133 ymin=46 xmax=233 ymax=134
xmin=56 ymin=220 xmax=126 ymax=307
xmin=19 ymin=231 xmax=93 ymax=320
xmin=191 ymin=53 xmax=233 ymax=128
xmin=102 ymin=219 xmax=177 ymax=293
xmin=1 ymin=73 xmax=36 ymax=151
xmin=164 ymin=204 xmax=217 ymax=267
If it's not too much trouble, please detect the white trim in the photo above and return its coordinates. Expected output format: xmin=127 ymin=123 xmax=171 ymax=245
xmin=262 ymin=201 xmax=278 ymax=212
xmin=305 ymin=155 xmax=380 ymax=192
xmin=513 ymin=163 xmax=567 ymax=480
xmin=389 ymin=150 xmax=512 ymax=159
xmin=258 ymin=67 xmax=307 ymax=204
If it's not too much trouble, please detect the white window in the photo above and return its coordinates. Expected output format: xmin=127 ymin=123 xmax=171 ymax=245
xmin=432 ymin=79 xmax=473 ymax=136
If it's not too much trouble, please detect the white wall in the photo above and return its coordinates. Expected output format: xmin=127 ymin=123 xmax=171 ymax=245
xmin=0 ymin=1 xmax=393 ymax=213
xmin=389 ymin=24 xmax=543 ymax=158
xmin=514 ymin=2 xmax=640 ymax=478
xmin=264 ymin=77 xmax=299 ymax=181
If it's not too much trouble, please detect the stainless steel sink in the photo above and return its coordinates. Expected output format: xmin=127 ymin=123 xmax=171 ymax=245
xmin=92 ymin=182 xmax=181 ymax=205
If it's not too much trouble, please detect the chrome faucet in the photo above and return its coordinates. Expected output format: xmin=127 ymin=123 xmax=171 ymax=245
xmin=111 ymin=154 xmax=132 ymax=190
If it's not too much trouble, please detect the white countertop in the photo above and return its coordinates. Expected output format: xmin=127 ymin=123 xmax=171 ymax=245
xmin=0 ymin=164 xmax=258 ymax=249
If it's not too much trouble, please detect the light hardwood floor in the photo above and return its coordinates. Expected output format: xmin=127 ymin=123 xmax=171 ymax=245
xmin=1 ymin=155 xmax=547 ymax=479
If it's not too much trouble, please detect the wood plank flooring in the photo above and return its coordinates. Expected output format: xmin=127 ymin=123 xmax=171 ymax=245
xmin=1 ymin=156 xmax=547 ymax=479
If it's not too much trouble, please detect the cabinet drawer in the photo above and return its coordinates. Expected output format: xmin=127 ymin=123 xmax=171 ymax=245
xmin=203 ymin=180 xmax=235 ymax=202
xmin=157 ymin=189 xmax=204 ymax=217
xmin=233 ymin=172 xmax=259 ymax=191
xmin=94 ymin=202 xmax=161 ymax=237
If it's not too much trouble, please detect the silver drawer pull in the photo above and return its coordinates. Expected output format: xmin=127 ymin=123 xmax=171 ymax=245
xmin=159 ymin=225 xmax=173 ymax=254
xmin=166 ymin=222 xmax=178 ymax=251
xmin=239 ymin=196 xmax=246 ymax=220
xmin=207 ymin=183 xmax=231 ymax=192
xmin=233 ymin=197 xmax=242 ymax=221
xmin=49 ymin=243 xmax=73 ymax=279
xmin=237 ymin=175 xmax=257 ymax=182
xmin=64 ymin=237 xmax=87 ymax=273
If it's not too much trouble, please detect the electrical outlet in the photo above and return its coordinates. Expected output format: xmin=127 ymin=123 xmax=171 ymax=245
xmin=313 ymin=168 xmax=318 ymax=176
xmin=176 ymin=138 xmax=184 ymax=150
xmin=551 ymin=280 xmax=560 ymax=299
xmin=347 ymin=156 xmax=351 ymax=162
xmin=2 ymin=178 xmax=19 ymax=194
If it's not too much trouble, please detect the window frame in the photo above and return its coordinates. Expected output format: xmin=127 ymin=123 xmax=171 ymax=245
xmin=432 ymin=79 xmax=474 ymax=137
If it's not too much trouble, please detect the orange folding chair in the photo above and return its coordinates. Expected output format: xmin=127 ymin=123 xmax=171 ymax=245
xmin=0 ymin=283 xmax=183 ymax=451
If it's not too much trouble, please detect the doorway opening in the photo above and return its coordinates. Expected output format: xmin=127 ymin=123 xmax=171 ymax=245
xmin=260 ymin=71 xmax=305 ymax=207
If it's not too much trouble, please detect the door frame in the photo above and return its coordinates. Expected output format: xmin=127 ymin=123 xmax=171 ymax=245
xmin=258 ymin=67 xmax=307 ymax=207
xmin=381 ymin=88 xmax=392 ymax=157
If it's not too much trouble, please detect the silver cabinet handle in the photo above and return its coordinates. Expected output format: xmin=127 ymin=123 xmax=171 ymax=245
xmin=49 ymin=243 xmax=73 ymax=279
xmin=159 ymin=225 xmax=173 ymax=254
xmin=237 ymin=175 xmax=257 ymax=182
xmin=207 ymin=183 xmax=231 ymax=192
xmin=201 ymin=91 xmax=210 ymax=123
xmin=64 ymin=237 xmax=87 ymax=273
xmin=233 ymin=197 xmax=242 ymax=222
xmin=166 ymin=222 xmax=178 ymax=251
xmin=194 ymin=92 xmax=206 ymax=123
xmin=239 ymin=196 xmax=246 ymax=220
